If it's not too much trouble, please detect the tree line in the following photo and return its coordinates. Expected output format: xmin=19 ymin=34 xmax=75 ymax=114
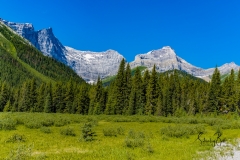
xmin=0 ymin=59 xmax=240 ymax=116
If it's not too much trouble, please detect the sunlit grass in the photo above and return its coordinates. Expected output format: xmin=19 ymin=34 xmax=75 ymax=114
xmin=0 ymin=112 xmax=239 ymax=159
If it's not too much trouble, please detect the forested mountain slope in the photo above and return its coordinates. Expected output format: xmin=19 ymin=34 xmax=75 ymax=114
xmin=0 ymin=22 xmax=84 ymax=86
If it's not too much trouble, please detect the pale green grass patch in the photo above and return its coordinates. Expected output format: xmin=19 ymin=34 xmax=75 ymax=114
xmin=0 ymin=112 xmax=239 ymax=159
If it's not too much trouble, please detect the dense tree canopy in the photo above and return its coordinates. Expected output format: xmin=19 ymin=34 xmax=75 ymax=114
xmin=1 ymin=59 xmax=240 ymax=116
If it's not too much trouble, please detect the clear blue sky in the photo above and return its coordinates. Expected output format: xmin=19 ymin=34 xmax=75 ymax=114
xmin=1 ymin=0 xmax=240 ymax=68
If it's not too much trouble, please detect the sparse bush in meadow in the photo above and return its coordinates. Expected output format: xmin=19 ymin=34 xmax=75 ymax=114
xmin=24 ymin=121 xmax=42 ymax=129
xmin=117 ymin=126 xmax=125 ymax=135
xmin=124 ymin=130 xmax=145 ymax=148
xmin=103 ymin=128 xmax=117 ymax=137
xmin=7 ymin=144 xmax=32 ymax=160
xmin=203 ymin=118 xmax=224 ymax=126
xmin=5 ymin=134 xmax=26 ymax=143
xmin=103 ymin=126 xmax=125 ymax=137
xmin=81 ymin=122 xmax=96 ymax=141
xmin=40 ymin=127 xmax=52 ymax=134
xmin=146 ymin=143 xmax=154 ymax=153
xmin=54 ymin=118 xmax=69 ymax=127
xmin=160 ymin=124 xmax=206 ymax=138
xmin=60 ymin=127 xmax=76 ymax=136
xmin=41 ymin=119 xmax=54 ymax=127
xmin=0 ymin=118 xmax=17 ymax=130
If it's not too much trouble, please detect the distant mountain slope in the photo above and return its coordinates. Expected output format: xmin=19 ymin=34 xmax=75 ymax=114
xmin=0 ymin=21 xmax=84 ymax=86
xmin=1 ymin=18 xmax=68 ymax=64
xmin=65 ymin=46 xmax=124 ymax=82
xmin=130 ymin=46 xmax=240 ymax=79
xmin=2 ymin=18 xmax=239 ymax=82
xmin=1 ymin=18 xmax=124 ymax=82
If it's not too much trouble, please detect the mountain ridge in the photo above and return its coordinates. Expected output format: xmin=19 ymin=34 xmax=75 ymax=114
xmin=0 ymin=20 xmax=84 ymax=86
xmin=1 ymin=18 xmax=239 ymax=82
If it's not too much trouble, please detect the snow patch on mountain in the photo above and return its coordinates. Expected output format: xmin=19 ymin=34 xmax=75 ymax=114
xmin=2 ymin=18 xmax=239 ymax=82
xmin=0 ymin=18 xmax=125 ymax=82
xmin=65 ymin=46 xmax=124 ymax=82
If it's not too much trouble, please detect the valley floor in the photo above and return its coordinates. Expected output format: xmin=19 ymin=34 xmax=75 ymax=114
xmin=0 ymin=113 xmax=239 ymax=160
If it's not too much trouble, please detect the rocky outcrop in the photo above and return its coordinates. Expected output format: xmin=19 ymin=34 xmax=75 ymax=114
xmin=130 ymin=46 xmax=240 ymax=78
xmin=1 ymin=19 xmax=67 ymax=64
xmin=1 ymin=18 xmax=239 ymax=82
xmin=65 ymin=47 xmax=124 ymax=82
xmin=1 ymin=18 xmax=124 ymax=82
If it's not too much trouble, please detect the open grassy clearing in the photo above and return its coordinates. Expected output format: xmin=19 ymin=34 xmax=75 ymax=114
xmin=0 ymin=113 xmax=239 ymax=160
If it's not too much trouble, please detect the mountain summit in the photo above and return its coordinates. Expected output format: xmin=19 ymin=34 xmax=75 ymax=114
xmin=1 ymin=18 xmax=239 ymax=82
xmin=0 ymin=18 xmax=124 ymax=82
xmin=130 ymin=46 xmax=240 ymax=80
xmin=1 ymin=19 xmax=68 ymax=64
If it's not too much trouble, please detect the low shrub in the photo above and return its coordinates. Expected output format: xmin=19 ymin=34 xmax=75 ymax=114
xmin=40 ymin=127 xmax=52 ymax=134
xmin=54 ymin=119 xmax=69 ymax=127
xmin=124 ymin=130 xmax=145 ymax=148
xmin=203 ymin=118 xmax=224 ymax=126
xmin=7 ymin=144 xmax=32 ymax=160
xmin=60 ymin=127 xmax=76 ymax=136
xmin=125 ymin=138 xmax=144 ymax=148
xmin=146 ymin=143 xmax=154 ymax=153
xmin=81 ymin=122 xmax=96 ymax=141
xmin=0 ymin=118 xmax=17 ymax=130
xmin=103 ymin=126 xmax=125 ymax=137
xmin=160 ymin=124 xmax=205 ymax=138
xmin=103 ymin=128 xmax=117 ymax=137
xmin=41 ymin=119 xmax=54 ymax=127
xmin=6 ymin=134 xmax=26 ymax=143
xmin=117 ymin=126 xmax=125 ymax=135
xmin=24 ymin=121 xmax=42 ymax=129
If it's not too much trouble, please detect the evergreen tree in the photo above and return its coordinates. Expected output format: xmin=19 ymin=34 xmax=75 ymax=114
xmin=172 ymin=70 xmax=181 ymax=113
xmin=145 ymin=65 xmax=158 ymax=115
xmin=105 ymin=81 xmax=116 ymax=115
xmin=63 ymin=80 xmax=74 ymax=113
xmin=110 ymin=59 xmax=126 ymax=114
xmin=156 ymin=74 xmax=164 ymax=116
xmin=127 ymin=67 xmax=143 ymax=115
xmin=74 ymin=84 xmax=90 ymax=114
xmin=207 ymin=67 xmax=221 ymax=112
xmin=18 ymin=81 xmax=31 ymax=112
xmin=92 ymin=77 xmax=105 ymax=115
xmin=221 ymin=69 xmax=237 ymax=112
xmin=123 ymin=63 xmax=132 ymax=114
xmin=0 ymin=82 xmax=9 ymax=111
xmin=44 ymin=93 xmax=52 ymax=113
xmin=35 ymin=83 xmax=45 ymax=112
xmin=3 ymin=100 xmax=11 ymax=112
xmin=29 ymin=78 xmax=37 ymax=112
xmin=52 ymin=82 xmax=64 ymax=113
xmin=44 ymin=82 xmax=53 ymax=112
xmin=236 ymin=69 xmax=240 ymax=113
xmin=141 ymin=69 xmax=150 ymax=112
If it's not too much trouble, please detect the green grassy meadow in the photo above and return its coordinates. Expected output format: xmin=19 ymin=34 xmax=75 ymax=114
xmin=0 ymin=113 xmax=239 ymax=160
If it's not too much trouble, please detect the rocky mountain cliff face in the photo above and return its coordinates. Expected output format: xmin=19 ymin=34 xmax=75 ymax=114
xmin=1 ymin=18 xmax=239 ymax=82
xmin=130 ymin=46 xmax=240 ymax=79
xmin=0 ymin=18 xmax=123 ymax=82
xmin=1 ymin=19 xmax=68 ymax=64
xmin=65 ymin=47 xmax=124 ymax=82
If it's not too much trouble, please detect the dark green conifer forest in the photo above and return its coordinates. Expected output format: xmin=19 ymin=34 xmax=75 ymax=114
xmin=0 ymin=22 xmax=240 ymax=116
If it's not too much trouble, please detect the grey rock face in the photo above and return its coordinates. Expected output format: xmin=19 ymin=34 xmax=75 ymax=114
xmin=1 ymin=19 xmax=67 ymax=64
xmin=130 ymin=46 xmax=240 ymax=78
xmin=2 ymin=18 xmax=239 ymax=82
xmin=65 ymin=47 xmax=124 ymax=82
xmin=1 ymin=18 xmax=124 ymax=82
